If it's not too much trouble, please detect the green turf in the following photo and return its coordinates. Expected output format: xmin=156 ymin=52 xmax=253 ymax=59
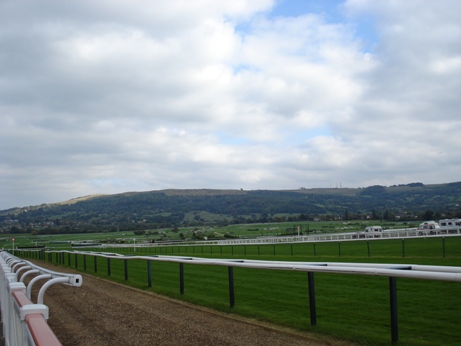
xmin=14 ymin=236 xmax=461 ymax=346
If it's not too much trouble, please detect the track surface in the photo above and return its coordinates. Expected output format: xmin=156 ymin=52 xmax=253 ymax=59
xmin=31 ymin=262 xmax=356 ymax=346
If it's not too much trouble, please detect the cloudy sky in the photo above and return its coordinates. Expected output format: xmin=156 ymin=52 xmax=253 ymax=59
xmin=1 ymin=0 xmax=460 ymax=210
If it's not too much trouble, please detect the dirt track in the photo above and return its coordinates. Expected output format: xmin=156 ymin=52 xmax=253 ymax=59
xmin=30 ymin=261 xmax=355 ymax=346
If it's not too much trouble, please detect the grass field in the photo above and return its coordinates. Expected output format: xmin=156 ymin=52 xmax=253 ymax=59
xmin=12 ymin=234 xmax=461 ymax=345
xmin=1 ymin=220 xmax=421 ymax=249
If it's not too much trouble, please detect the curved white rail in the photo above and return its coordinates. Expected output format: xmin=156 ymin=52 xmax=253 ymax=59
xmin=0 ymin=251 xmax=83 ymax=346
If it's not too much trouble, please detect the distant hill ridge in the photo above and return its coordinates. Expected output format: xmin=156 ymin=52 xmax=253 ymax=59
xmin=4 ymin=182 xmax=461 ymax=212
xmin=1 ymin=182 xmax=460 ymax=233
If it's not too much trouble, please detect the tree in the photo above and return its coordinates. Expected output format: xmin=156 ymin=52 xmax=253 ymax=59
xmin=422 ymin=210 xmax=434 ymax=220
xmin=383 ymin=209 xmax=395 ymax=221
xmin=372 ymin=209 xmax=378 ymax=219
xmin=10 ymin=226 xmax=20 ymax=233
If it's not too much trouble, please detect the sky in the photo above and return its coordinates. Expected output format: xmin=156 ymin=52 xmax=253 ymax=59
xmin=1 ymin=0 xmax=461 ymax=210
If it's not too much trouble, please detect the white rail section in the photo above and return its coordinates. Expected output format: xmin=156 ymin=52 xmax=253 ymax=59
xmin=0 ymin=251 xmax=82 ymax=346
xmin=58 ymin=250 xmax=461 ymax=282
xmin=95 ymin=227 xmax=461 ymax=249
xmin=27 ymin=249 xmax=461 ymax=343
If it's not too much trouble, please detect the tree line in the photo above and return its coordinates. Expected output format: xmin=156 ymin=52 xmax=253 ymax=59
xmin=1 ymin=182 xmax=461 ymax=235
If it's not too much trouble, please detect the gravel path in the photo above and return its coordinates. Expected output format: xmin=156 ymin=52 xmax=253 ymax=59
xmin=30 ymin=261 xmax=356 ymax=346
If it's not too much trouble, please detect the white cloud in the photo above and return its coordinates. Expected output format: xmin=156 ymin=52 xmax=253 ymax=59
xmin=1 ymin=0 xmax=461 ymax=209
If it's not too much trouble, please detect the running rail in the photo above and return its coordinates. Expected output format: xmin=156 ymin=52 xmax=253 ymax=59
xmin=95 ymin=227 xmax=461 ymax=249
xmin=0 ymin=251 xmax=82 ymax=346
xmin=50 ymin=250 xmax=461 ymax=282
xmin=45 ymin=250 xmax=461 ymax=344
xmin=13 ymin=248 xmax=461 ymax=343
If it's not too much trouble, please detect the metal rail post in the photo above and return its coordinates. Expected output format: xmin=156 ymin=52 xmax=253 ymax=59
xmin=147 ymin=260 xmax=152 ymax=287
xmin=389 ymin=277 xmax=398 ymax=344
xmin=308 ymin=272 xmax=317 ymax=326
xmin=179 ymin=263 xmax=184 ymax=294
xmin=228 ymin=266 xmax=235 ymax=308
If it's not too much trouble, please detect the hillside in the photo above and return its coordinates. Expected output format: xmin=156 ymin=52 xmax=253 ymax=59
xmin=1 ymin=182 xmax=461 ymax=234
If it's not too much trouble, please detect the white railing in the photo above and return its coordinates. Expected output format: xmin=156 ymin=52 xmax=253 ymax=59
xmin=0 ymin=251 xmax=82 ymax=346
xmin=50 ymin=250 xmax=461 ymax=282
xmin=95 ymin=227 xmax=461 ymax=249
xmin=17 ymin=248 xmax=461 ymax=344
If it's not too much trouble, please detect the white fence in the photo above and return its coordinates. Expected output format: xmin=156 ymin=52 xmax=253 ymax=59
xmin=0 ymin=251 xmax=82 ymax=346
xmin=95 ymin=226 xmax=461 ymax=249
xmin=45 ymin=250 xmax=461 ymax=343
xmin=15 ymin=248 xmax=461 ymax=344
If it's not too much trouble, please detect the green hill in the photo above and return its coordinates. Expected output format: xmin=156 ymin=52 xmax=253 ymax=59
xmin=1 ymin=182 xmax=461 ymax=234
